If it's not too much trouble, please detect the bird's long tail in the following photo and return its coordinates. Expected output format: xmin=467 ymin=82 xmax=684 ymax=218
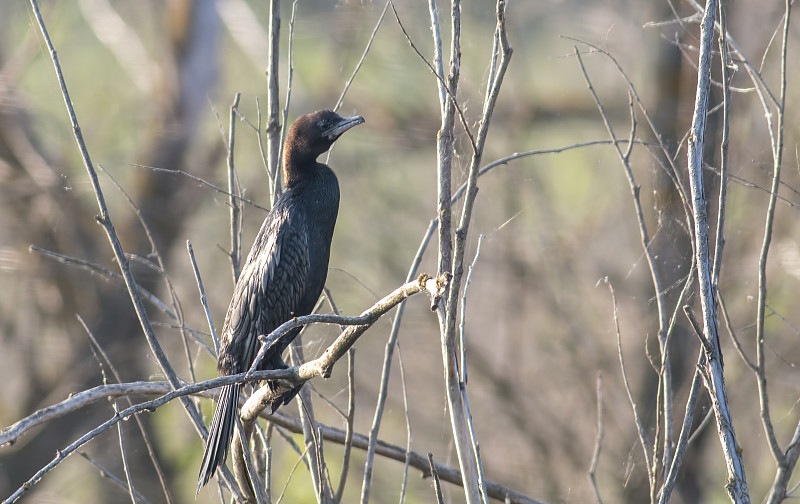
xmin=197 ymin=383 xmax=240 ymax=493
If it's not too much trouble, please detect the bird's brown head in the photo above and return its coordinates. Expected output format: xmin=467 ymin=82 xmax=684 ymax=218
xmin=282 ymin=110 xmax=364 ymax=186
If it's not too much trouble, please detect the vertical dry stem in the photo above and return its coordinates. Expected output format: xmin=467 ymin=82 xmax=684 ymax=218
xmin=266 ymin=0 xmax=282 ymax=205
xmin=686 ymin=0 xmax=749 ymax=501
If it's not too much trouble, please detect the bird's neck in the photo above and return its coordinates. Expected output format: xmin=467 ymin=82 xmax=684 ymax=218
xmin=283 ymin=150 xmax=316 ymax=188
xmin=283 ymin=159 xmax=337 ymax=192
xmin=283 ymin=149 xmax=337 ymax=189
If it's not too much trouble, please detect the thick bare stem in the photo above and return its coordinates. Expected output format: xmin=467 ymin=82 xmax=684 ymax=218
xmin=686 ymin=0 xmax=749 ymax=500
xmin=266 ymin=0 xmax=281 ymax=205
xmin=227 ymin=93 xmax=242 ymax=283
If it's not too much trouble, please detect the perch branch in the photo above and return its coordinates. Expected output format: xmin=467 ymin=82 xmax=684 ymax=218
xmin=240 ymin=274 xmax=448 ymax=423
xmin=2 ymin=375 xmax=541 ymax=504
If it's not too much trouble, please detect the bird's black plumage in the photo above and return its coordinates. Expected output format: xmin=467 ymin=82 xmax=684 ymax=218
xmin=197 ymin=110 xmax=364 ymax=492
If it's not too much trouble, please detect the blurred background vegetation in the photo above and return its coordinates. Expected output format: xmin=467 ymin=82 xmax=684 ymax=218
xmin=0 ymin=0 xmax=798 ymax=503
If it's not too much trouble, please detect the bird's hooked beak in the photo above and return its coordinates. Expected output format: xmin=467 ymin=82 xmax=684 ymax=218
xmin=323 ymin=114 xmax=365 ymax=141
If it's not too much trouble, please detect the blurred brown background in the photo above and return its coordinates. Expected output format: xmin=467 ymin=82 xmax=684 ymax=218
xmin=1 ymin=1 xmax=799 ymax=503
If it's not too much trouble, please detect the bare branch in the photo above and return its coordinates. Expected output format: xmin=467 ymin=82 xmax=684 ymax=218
xmin=227 ymin=93 xmax=243 ymax=283
xmin=29 ymin=245 xmax=177 ymax=320
xmin=754 ymin=0 xmax=792 ymax=469
xmin=603 ymin=278 xmax=653 ymax=476
xmin=2 ymin=374 xmax=542 ymax=504
xmin=242 ymin=274 xmax=448 ymax=417
xmin=588 ymin=372 xmax=604 ymax=504
xmin=278 ymin=0 xmax=298 ymax=173
xmin=334 ymin=0 xmax=390 ymax=113
xmin=718 ymin=294 xmax=756 ymax=371
xmin=577 ymin=48 xmax=663 ymax=488
xmin=334 ymin=350 xmax=356 ymax=503
xmin=266 ymin=0 xmax=282 ymax=205
xmin=658 ymin=352 xmax=705 ymax=504
xmin=429 ymin=453 xmax=446 ymax=504
xmin=763 ymin=1 xmax=796 ymax=502
xmin=232 ymin=415 xmax=266 ymax=504
xmin=390 ymin=0 xmax=477 ymax=153
xmin=77 ymin=451 xmax=153 ymax=504
xmin=78 ymin=316 xmax=174 ymax=504
xmin=25 ymin=2 xmax=215 ymax=489
xmin=711 ymin=0 xmax=731 ymax=290
xmin=397 ymin=344 xmax=413 ymax=504
xmin=2 ymin=368 xmax=292 ymax=503
xmin=685 ymin=0 xmax=750 ymax=500
xmin=187 ymin=240 xmax=220 ymax=355
xmin=128 ymin=163 xmax=271 ymax=211
xmin=113 ymin=401 xmax=137 ymax=504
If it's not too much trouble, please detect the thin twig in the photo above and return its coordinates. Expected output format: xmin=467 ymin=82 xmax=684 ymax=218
xmin=278 ymin=0 xmax=298 ymax=171
xmin=603 ymin=278 xmax=653 ymax=474
xmin=658 ymin=352 xmax=705 ymax=504
xmin=459 ymin=234 xmax=484 ymax=384
xmin=242 ymin=274 xmax=449 ymax=422
xmin=187 ymin=241 xmax=219 ymax=354
xmin=718 ymin=294 xmax=757 ymax=371
xmin=227 ymin=93 xmax=242 ymax=283
xmin=334 ymin=0 xmax=390 ymax=112
xmin=685 ymin=0 xmax=779 ymax=108
xmin=293 ymin=343 xmax=330 ymax=504
xmin=360 ymin=292 xmax=416 ymax=503
xmin=763 ymin=1 xmax=795 ymax=501
xmin=275 ymin=445 xmax=311 ymax=504
xmin=334 ymin=349 xmax=356 ymax=503
xmin=233 ymin=415 xmax=266 ymax=504
xmin=462 ymin=382 xmax=489 ymax=503
xmin=3 ymin=368 xmax=290 ymax=503
xmin=711 ymin=0 xmax=730 ymax=291
xmin=129 ymin=163 xmax=270 ymax=212
xmin=253 ymin=98 xmax=274 ymax=201
xmin=428 ymin=453 xmax=446 ymax=504
xmin=264 ymin=424 xmax=274 ymax=500
xmin=684 ymin=306 xmax=713 ymax=354
xmin=754 ymin=0 xmax=791 ymax=467
xmin=588 ymin=372 xmax=604 ymax=504
xmin=428 ymin=0 xmax=445 ymax=113
xmin=252 ymin=423 xmax=268 ymax=497
xmin=578 ymin=49 xmax=660 ymax=484
xmin=97 ymin=164 xmax=198 ymax=385
xmin=77 ymin=451 xmax=153 ymax=504
xmin=390 ymin=0 xmax=477 ymax=154
xmin=77 ymin=316 xmax=174 ymax=504
xmin=113 ymin=402 xmax=137 ymax=504
xmin=687 ymin=409 xmax=715 ymax=448
xmin=397 ymin=344 xmax=413 ymax=504
xmin=29 ymin=245 xmax=176 ymax=319
xmin=566 ymin=37 xmax=691 ymax=217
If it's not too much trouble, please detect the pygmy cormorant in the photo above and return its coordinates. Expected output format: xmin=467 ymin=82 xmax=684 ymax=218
xmin=197 ymin=110 xmax=364 ymax=491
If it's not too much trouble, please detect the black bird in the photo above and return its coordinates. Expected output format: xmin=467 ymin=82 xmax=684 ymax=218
xmin=197 ymin=110 xmax=364 ymax=491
